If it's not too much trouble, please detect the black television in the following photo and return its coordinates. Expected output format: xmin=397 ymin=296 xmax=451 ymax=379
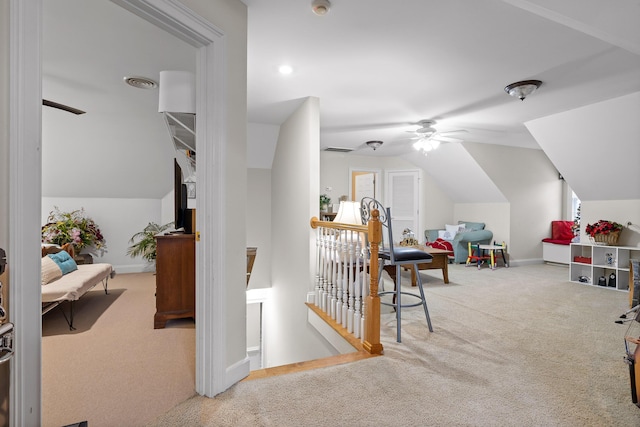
xmin=174 ymin=159 xmax=187 ymax=231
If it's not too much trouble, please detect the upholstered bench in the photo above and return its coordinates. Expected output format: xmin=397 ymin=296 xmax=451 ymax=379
xmin=542 ymin=220 xmax=574 ymax=264
xmin=41 ymin=244 xmax=114 ymax=329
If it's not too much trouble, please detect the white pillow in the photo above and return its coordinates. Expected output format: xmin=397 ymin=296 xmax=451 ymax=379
xmin=437 ymin=230 xmax=448 ymax=240
xmin=41 ymin=256 xmax=63 ymax=285
xmin=445 ymin=224 xmax=460 ymax=234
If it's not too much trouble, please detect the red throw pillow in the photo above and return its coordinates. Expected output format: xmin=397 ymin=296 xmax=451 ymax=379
xmin=551 ymin=220 xmax=574 ymax=241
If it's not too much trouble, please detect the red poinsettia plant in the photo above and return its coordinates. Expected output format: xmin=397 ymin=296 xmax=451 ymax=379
xmin=584 ymin=219 xmax=623 ymax=237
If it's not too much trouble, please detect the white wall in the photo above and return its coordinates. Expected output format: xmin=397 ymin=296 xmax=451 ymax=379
xmin=321 ymin=143 xmax=568 ymax=264
xmin=179 ymin=0 xmax=249 ymax=377
xmin=320 ymin=151 xmax=455 ymax=242
xmin=42 ymin=0 xmax=195 ymax=200
xmin=42 ymin=197 xmax=162 ymax=273
xmin=247 ymin=168 xmax=272 ymax=289
xmin=421 ymin=170 xmax=455 ymax=234
xmin=267 ymin=97 xmax=336 ymax=367
xmin=465 ymin=143 xmax=560 ymax=264
xmin=526 ymin=92 xmax=640 ymax=201
xmin=580 ymin=200 xmax=640 ymax=248
xmin=454 ymin=203 xmax=510 ymax=244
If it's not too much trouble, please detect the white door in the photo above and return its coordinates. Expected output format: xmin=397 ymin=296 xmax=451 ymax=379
xmin=350 ymin=168 xmax=381 ymax=203
xmin=386 ymin=170 xmax=420 ymax=244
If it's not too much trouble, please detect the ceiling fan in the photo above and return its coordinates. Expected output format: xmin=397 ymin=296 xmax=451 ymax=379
xmin=404 ymin=120 xmax=466 ymax=155
xmin=42 ymin=99 xmax=86 ymax=115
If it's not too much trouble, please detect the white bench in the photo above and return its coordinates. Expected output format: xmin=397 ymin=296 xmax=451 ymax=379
xmin=542 ymin=242 xmax=571 ymax=264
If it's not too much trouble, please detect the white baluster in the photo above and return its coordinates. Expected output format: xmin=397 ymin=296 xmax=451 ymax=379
xmin=321 ymin=231 xmax=330 ymax=313
xmin=329 ymin=229 xmax=337 ymax=319
xmin=314 ymin=230 xmax=322 ymax=306
xmin=354 ymin=240 xmax=366 ymax=339
xmin=347 ymin=232 xmax=359 ymax=333
xmin=342 ymin=231 xmax=352 ymax=328
xmin=338 ymin=230 xmax=346 ymax=322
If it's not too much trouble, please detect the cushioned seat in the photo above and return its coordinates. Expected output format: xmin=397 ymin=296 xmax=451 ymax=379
xmin=41 ymin=263 xmax=112 ymax=303
xmin=361 ymin=197 xmax=434 ymax=343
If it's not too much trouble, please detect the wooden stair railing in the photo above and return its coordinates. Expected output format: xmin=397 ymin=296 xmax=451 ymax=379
xmin=309 ymin=209 xmax=383 ymax=355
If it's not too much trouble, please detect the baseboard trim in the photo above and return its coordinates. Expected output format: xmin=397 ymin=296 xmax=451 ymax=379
xmin=225 ymin=356 xmax=251 ymax=389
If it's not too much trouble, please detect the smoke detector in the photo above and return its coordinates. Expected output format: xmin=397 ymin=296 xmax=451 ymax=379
xmin=312 ymin=0 xmax=331 ymax=16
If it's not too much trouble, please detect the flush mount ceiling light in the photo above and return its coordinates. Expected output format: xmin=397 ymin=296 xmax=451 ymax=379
xmin=366 ymin=140 xmax=383 ymax=150
xmin=312 ymin=0 xmax=331 ymax=16
xmin=504 ymin=80 xmax=542 ymax=101
xmin=123 ymin=76 xmax=158 ymax=89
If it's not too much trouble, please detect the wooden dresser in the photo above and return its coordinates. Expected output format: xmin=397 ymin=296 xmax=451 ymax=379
xmin=154 ymin=234 xmax=195 ymax=329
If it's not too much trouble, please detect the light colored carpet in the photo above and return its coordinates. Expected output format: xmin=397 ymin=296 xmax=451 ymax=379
xmin=147 ymin=263 xmax=640 ymax=426
xmin=42 ymin=272 xmax=195 ymax=427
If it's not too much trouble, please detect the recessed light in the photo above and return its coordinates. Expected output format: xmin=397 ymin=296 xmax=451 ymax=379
xmin=278 ymin=65 xmax=293 ymax=75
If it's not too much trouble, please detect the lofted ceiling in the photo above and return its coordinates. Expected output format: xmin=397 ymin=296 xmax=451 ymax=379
xmin=42 ymin=0 xmax=640 ymax=200
xmin=243 ymin=0 xmax=640 ymax=160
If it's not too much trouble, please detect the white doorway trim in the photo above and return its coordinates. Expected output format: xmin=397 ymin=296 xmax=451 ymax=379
xmin=112 ymin=0 xmax=237 ymax=399
xmin=9 ymin=1 xmax=235 ymax=424
xmin=9 ymin=1 xmax=44 ymax=425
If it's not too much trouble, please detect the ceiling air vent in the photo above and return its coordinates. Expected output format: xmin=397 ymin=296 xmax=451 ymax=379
xmin=324 ymin=147 xmax=353 ymax=153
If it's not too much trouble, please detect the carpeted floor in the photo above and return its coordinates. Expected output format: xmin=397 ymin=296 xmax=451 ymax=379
xmin=147 ymin=263 xmax=640 ymax=426
xmin=42 ymin=272 xmax=196 ymax=427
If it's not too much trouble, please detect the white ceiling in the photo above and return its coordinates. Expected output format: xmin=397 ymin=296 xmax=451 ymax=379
xmin=41 ymin=0 xmax=640 ymax=199
xmin=243 ymin=0 xmax=640 ymax=157
xmin=42 ymin=0 xmax=196 ymax=198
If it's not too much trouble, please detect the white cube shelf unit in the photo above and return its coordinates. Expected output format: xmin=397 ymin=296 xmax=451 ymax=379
xmin=569 ymin=243 xmax=640 ymax=291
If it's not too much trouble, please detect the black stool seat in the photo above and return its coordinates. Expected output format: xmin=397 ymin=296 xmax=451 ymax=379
xmin=381 ymin=247 xmax=433 ymax=263
xmin=361 ymin=198 xmax=434 ymax=342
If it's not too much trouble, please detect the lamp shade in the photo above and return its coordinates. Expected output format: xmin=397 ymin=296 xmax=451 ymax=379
xmin=333 ymin=201 xmax=363 ymax=225
xmin=158 ymin=70 xmax=196 ymax=113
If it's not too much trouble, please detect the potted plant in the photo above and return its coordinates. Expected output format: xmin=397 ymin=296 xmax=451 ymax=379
xmin=41 ymin=206 xmax=106 ymax=255
xmin=127 ymin=222 xmax=174 ymax=263
xmin=585 ymin=219 xmax=624 ymax=245
xmin=320 ymin=194 xmax=331 ymax=212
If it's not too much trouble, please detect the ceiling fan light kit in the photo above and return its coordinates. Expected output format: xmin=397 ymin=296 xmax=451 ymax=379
xmin=366 ymin=140 xmax=383 ymax=150
xmin=413 ymin=138 xmax=440 ymax=156
xmin=504 ymin=79 xmax=542 ymax=101
xmin=311 ymin=0 xmax=331 ymax=16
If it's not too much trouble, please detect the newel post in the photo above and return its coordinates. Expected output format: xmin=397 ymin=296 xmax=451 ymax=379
xmin=363 ymin=209 xmax=383 ymax=354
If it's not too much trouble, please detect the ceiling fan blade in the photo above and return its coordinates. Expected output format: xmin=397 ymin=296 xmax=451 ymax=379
xmin=437 ymin=129 xmax=468 ymax=136
xmin=43 ymin=99 xmax=86 ymax=115
xmin=431 ymin=135 xmax=463 ymax=143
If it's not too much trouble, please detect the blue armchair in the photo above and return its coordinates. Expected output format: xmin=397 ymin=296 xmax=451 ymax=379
xmin=425 ymin=221 xmax=493 ymax=263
